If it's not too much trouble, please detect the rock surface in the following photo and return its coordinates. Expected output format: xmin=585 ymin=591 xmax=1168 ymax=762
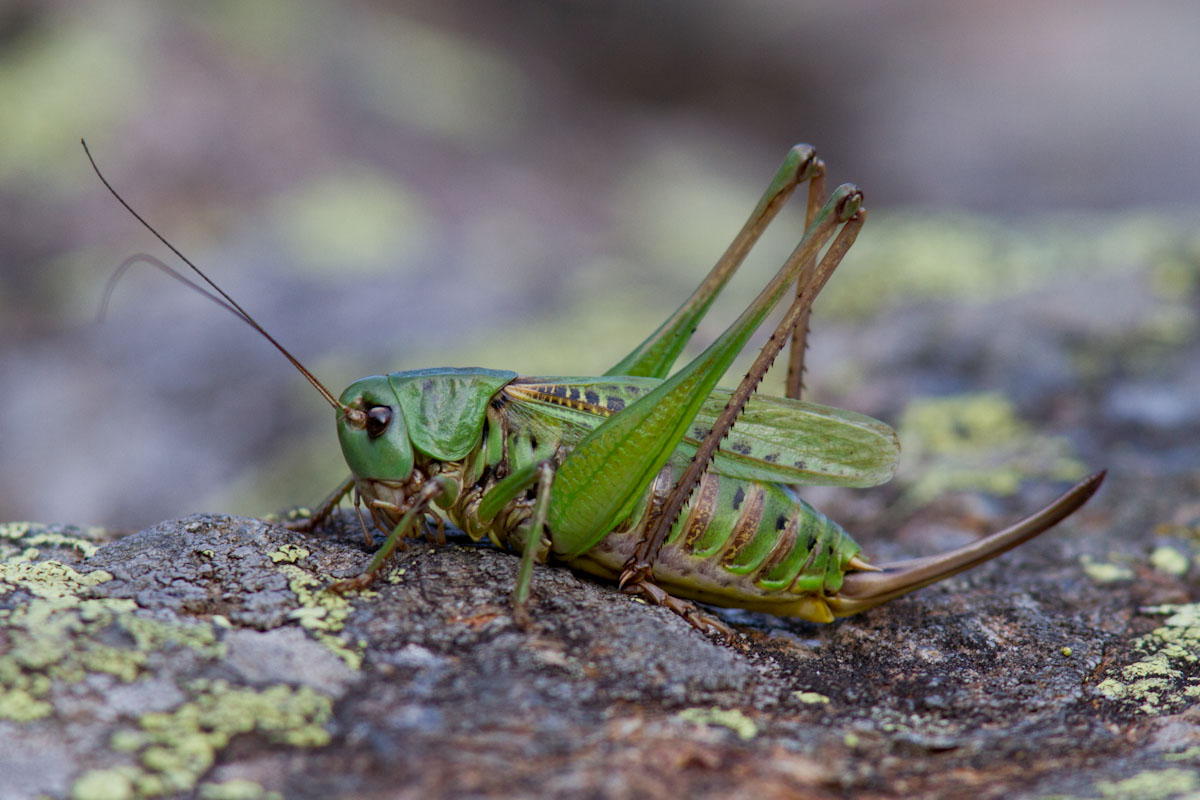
xmin=5 ymin=189 xmax=1200 ymax=800
xmin=3 ymin=462 xmax=1200 ymax=800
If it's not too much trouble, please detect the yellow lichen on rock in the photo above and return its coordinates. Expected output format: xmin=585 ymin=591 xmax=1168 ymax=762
xmin=1095 ymin=604 xmax=1200 ymax=715
xmin=0 ymin=549 xmax=148 ymax=720
xmin=268 ymin=543 xmax=310 ymax=564
xmin=73 ymin=679 xmax=333 ymax=798
xmin=678 ymin=707 xmax=759 ymax=740
xmin=277 ymin=563 xmax=366 ymax=669
xmin=0 ymin=529 xmax=238 ymax=725
xmin=1080 ymin=555 xmax=1134 ymax=584
xmin=0 ymin=521 xmax=340 ymax=798
xmin=71 ymin=767 xmax=137 ymax=800
xmin=896 ymin=393 xmax=1085 ymax=505
xmin=1149 ymin=545 xmax=1190 ymax=577
xmin=1092 ymin=768 xmax=1199 ymax=799
xmin=793 ymin=691 xmax=831 ymax=705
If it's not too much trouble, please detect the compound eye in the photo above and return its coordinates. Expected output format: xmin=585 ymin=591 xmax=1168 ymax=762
xmin=365 ymin=405 xmax=392 ymax=439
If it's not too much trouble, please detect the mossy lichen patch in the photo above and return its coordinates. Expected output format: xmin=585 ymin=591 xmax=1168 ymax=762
xmin=1 ymin=521 xmax=108 ymax=559
xmin=819 ymin=210 xmax=1196 ymax=321
xmin=1 ymin=547 xmax=133 ymax=721
xmin=896 ymin=393 xmax=1084 ymax=504
xmin=1095 ymin=604 xmax=1200 ymax=715
xmin=0 ymin=551 xmax=222 ymax=722
xmin=1163 ymin=746 xmax=1200 ymax=762
xmin=72 ymin=679 xmax=332 ymax=798
xmin=276 ymin=562 xmax=366 ymax=669
xmin=677 ymin=707 xmax=758 ymax=740
xmin=71 ymin=767 xmax=137 ymax=800
xmin=258 ymin=538 xmax=368 ymax=669
xmin=1080 ymin=555 xmax=1134 ymax=584
xmin=1091 ymin=768 xmax=1199 ymax=799
xmin=2 ymin=520 xmax=343 ymax=798
xmin=1149 ymin=545 xmax=1190 ymax=577
xmin=2 ymin=522 xmax=111 ymax=566
xmin=268 ymin=543 xmax=310 ymax=564
xmin=793 ymin=691 xmax=831 ymax=705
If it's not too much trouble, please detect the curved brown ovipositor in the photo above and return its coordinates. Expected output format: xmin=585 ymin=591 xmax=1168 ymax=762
xmin=828 ymin=471 xmax=1107 ymax=618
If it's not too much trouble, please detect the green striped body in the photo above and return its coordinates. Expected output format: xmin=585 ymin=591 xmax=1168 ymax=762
xmin=565 ymin=467 xmax=860 ymax=622
xmin=350 ymin=373 xmax=886 ymax=622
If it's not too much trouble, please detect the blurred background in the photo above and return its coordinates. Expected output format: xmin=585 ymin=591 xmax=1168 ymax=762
xmin=2 ymin=0 xmax=1198 ymax=530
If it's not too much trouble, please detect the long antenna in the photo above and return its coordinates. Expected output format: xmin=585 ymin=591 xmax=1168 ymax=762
xmin=99 ymin=253 xmax=244 ymax=322
xmin=83 ymin=139 xmax=362 ymax=423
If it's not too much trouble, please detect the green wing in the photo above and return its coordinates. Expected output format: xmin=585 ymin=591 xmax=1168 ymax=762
xmin=504 ymin=377 xmax=899 ymax=488
xmin=690 ymin=389 xmax=898 ymax=487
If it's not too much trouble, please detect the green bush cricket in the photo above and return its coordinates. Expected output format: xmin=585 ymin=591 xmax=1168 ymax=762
xmin=86 ymin=142 xmax=1104 ymax=635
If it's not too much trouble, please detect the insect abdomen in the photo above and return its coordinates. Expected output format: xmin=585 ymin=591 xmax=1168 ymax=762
xmin=668 ymin=472 xmax=858 ymax=593
xmin=568 ymin=467 xmax=862 ymax=618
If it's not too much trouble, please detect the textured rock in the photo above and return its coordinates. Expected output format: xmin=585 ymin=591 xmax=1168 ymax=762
xmin=4 ymin=203 xmax=1200 ymax=799
xmin=2 ymin=471 xmax=1199 ymax=800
